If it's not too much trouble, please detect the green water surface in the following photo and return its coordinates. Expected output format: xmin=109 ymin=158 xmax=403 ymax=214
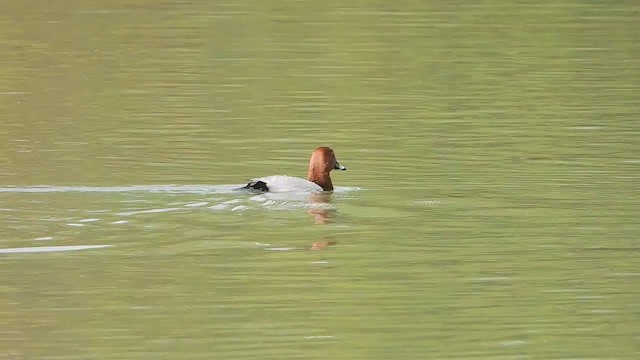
xmin=1 ymin=1 xmax=638 ymax=359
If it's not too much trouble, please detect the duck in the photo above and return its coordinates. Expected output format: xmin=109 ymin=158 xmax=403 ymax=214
xmin=243 ymin=147 xmax=346 ymax=193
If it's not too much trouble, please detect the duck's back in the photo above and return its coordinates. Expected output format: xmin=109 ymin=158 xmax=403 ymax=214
xmin=248 ymin=175 xmax=323 ymax=193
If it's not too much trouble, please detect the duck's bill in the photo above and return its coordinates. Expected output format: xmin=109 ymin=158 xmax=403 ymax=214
xmin=334 ymin=161 xmax=347 ymax=171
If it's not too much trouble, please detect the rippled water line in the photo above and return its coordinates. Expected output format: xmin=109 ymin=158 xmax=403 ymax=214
xmin=0 ymin=245 xmax=112 ymax=254
xmin=0 ymin=185 xmax=360 ymax=194
xmin=0 ymin=185 xmax=241 ymax=193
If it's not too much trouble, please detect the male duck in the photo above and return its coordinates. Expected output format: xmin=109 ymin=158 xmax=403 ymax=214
xmin=244 ymin=147 xmax=346 ymax=193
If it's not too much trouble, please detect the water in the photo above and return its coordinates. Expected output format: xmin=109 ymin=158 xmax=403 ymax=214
xmin=1 ymin=1 xmax=639 ymax=359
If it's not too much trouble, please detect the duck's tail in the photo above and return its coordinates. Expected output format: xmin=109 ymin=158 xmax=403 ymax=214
xmin=240 ymin=180 xmax=269 ymax=192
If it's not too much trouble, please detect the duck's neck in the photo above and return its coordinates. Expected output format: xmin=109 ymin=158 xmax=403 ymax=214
xmin=308 ymin=170 xmax=333 ymax=191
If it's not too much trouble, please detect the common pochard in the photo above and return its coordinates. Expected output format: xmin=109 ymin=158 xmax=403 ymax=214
xmin=244 ymin=147 xmax=346 ymax=193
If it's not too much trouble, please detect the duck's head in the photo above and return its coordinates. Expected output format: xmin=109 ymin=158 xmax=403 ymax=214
xmin=307 ymin=147 xmax=346 ymax=191
xmin=309 ymin=147 xmax=346 ymax=174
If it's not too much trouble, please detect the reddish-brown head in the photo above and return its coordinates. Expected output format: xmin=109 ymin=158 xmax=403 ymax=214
xmin=307 ymin=147 xmax=346 ymax=191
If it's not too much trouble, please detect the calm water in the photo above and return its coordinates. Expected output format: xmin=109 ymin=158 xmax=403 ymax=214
xmin=1 ymin=1 xmax=639 ymax=359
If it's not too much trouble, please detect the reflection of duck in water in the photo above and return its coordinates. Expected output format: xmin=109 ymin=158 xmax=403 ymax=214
xmin=244 ymin=147 xmax=346 ymax=193
xmin=311 ymin=240 xmax=336 ymax=251
xmin=308 ymin=193 xmax=337 ymax=250
xmin=308 ymin=192 xmax=336 ymax=224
